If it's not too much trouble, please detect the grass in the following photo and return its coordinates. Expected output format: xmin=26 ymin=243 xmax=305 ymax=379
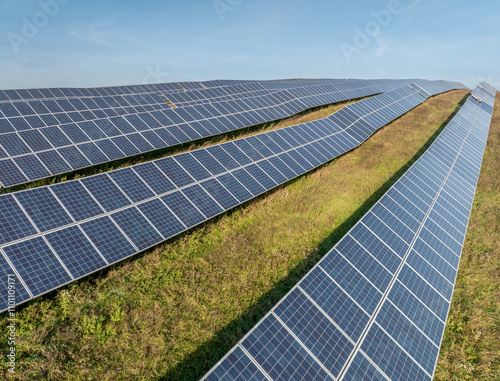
xmin=0 ymin=90 xmax=472 ymax=380
xmin=435 ymin=93 xmax=500 ymax=380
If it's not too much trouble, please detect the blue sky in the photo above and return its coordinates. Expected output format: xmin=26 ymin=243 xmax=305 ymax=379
xmin=0 ymin=0 xmax=499 ymax=90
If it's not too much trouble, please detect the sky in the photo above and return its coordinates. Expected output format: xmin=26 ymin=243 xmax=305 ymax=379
xmin=0 ymin=0 xmax=499 ymax=90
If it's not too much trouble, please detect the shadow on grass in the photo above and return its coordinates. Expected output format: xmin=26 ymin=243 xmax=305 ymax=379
xmin=158 ymin=93 xmax=470 ymax=381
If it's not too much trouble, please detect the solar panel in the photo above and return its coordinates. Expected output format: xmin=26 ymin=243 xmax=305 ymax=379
xmin=201 ymin=84 xmax=496 ymax=381
xmin=0 ymin=79 xmax=455 ymax=188
xmin=0 ymin=82 xmax=469 ymax=313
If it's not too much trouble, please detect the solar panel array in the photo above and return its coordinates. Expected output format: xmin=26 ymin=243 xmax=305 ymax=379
xmin=0 ymin=80 xmax=465 ymax=312
xmin=201 ymin=83 xmax=496 ymax=381
xmin=0 ymin=79 xmax=418 ymax=188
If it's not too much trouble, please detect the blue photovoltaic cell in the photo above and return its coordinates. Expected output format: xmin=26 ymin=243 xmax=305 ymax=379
xmin=191 ymin=149 xmax=227 ymax=175
xmin=216 ymin=173 xmax=253 ymax=203
xmin=242 ymin=314 xmax=334 ymax=381
xmin=274 ymin=288 xmax=354 ymax=377
xmin=296 ymin=146 xmax=321 ymax=168
xmin=229 ymin=168 xmax=267 ymax=197
xmin=80 ymin=216 xmax=136 ymax=264
xmin=342 ymin=352 xmax=387 ymax=381
xmin=46 ymin=226 xmax=107 ymax=278
xmin=300 ymin=267 xmax=370 ymax=341
xmin=95 ymin=139 xmax=126 ymax=161
xmin=277 ymin=152 xmax=305 ymax=175
xmin=200 ymin=178 xmax=239 ymax=210
xmin=256 ymin=160 xmax=287 ymax=185
xmin=59 ymin=124 xmax=91 ymax=144
xmin=127 ymin=133 xmax=154 ymax=152
xmin=111 ymin=136 xmax=141 ymax=156
xmin=287 ymin=150 xmax=313 ymax=171
xmin=77 ymin=142 xmax=109 ymax=165
xmin=94 ymin=119 xmax=121 ymax=137
xmin=182 ymin=184 xmax=224 ymax=218
xmin=4 ymin=237 xmax=72 ymax=296
xmin=205 ymin=347 xmax=267 ymax=381
xmin=58 ymin=146 xmax=92 ymax=169
xmin=0 ymin=257 xmax=31 ymax=311
xmin=18 ymin=129 xmax=53 ymax=151
xmin=13 ymin=155 xmax=51 ymax=181
xmin=154 ymin=128 xmax=179 ymax=146
xmin=137 ymin=199 xmax=185 ymax=239
xmin=141 ymin=130 xmax=166 ymax=149
xmin=174 ymin=153 xmax=212 ymax=181
xmin=81 ymin=174 xmax=131 ymax=212
xmin=15 ymin=187 xmax=73 ymax=232
xmin=51 ymin=181 xmax=104 ymax=222
xmin=348 ymin=223 xmax=401 ymax=275
xmin=245 ymin=164 xmax=277 ymax=190
xmin=132 ymin=162 xmax=176 ymax=195
xmin=40 ymin=126 xmax=72 ymax=147
xmin=111 ymin=207 xmax=163 ymax=251
xmin=405 ymin=249 xmax=454 ymax=300
xmin=335 ymin=236 xmax=393 ymax=291
xmin=388 ymin=281 xmax=444 ymax=346
xmin=246 ymin=136 xmax=274 ymax=158
xmin=375 ymin=301 xmax=438 ymax=375
xmin=155 ymin=157 xmax=195 ymax=188
xmin=320 ymin=250 xmax=382 ymax=315
xmin=207 ymin=145 xmax=242 ymax=171
xmin=397 ymin=265 xmax=449 ymax=321
xmin=233 ymin=139 xmax=264 ymax=162
xmin=0 ymin=119 xmax=15 ymax=134
xmin=0 ymin=160 xmax=29 ymax=188
xmin=361 ymin=324 xmax=431 ymax=381
xmin=108 ymin=167 xmax=155 ymax=203
xmin=37 ymin=150 xmax=72 ymax=174
xmin=221 ymin=142 xmax=254 ymax=166
xmin=0 ymin=133 xmax=32 ymax=156
xmin=166 ymin=126 xmax=191 ymax=143
xmin=361 ymin=212 xmax=409 ymax=258
xmin=161 ymin=191 xmax=205 ymax=228
xmin=267 ymin=156 xmax=296 ymax=180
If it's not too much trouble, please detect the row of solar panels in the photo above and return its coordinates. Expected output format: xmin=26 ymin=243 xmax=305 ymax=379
xmin=165 ymin=79 xmax=412 ymax=108
xmin=0 ymin=81 xmax=339 ymax=132
xmin=0 ymin=80 xmax=347 ymax=132
xmin=0 ymin=80 xmax=420 ymax=188
xmin=471 ymin=83 xmax=496 ymax=111
xmin=0 ymin=79 xmax=449 ymax=146
xmin=0 ymin=78 xmax=267 ymax=102
xmin=0 ymin=81 xmax=194 ymax=102
xmin=202 ymin=83 xmax=496 ymax=381
xmin=0 ymin=78 xmax=343 ymax=102
xmin=477 ymin=81 xmax=497 ymax=97
xmin=0 ymin=80 xmax=415 ymax=135
xmin=0 ymin=80 xmax=464 ymax=312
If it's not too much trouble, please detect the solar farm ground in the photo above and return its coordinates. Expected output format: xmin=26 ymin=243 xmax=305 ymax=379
xmin=1 ymin=89 xmax=497 ymax=380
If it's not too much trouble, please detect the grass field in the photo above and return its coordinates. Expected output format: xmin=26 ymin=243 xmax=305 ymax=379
xmin=435 ymin=93 xmax=500 ymax=380
xmin=1 ymin=89 xmax=491 ymax=381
